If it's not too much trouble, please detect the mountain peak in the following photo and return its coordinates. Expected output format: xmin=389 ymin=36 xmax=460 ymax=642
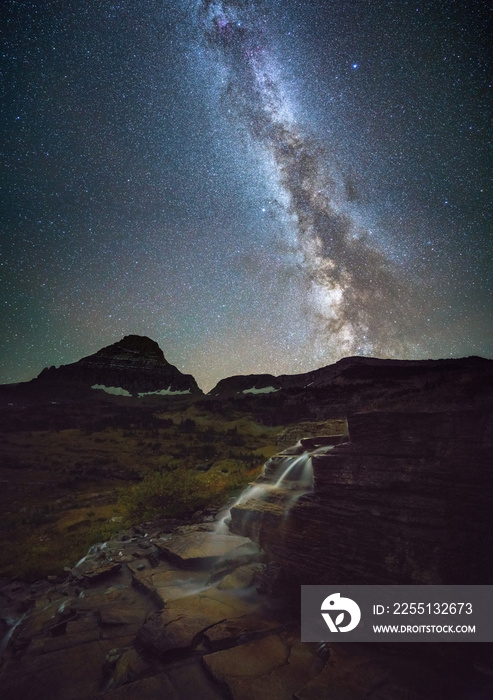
xmin=36 ymin=335 xmax=201 ymax=396
xmin=93 ymin=335 xmax=169 ymax=364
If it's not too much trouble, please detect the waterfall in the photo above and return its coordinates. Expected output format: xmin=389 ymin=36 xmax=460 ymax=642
xmin=75 ymin=541 xmax=107 ymax=568
xmin=214 ymin=483 xmax=275 ymax=533
xmin=274 ymin=452 xmax=318 ymax=489
xmin=0 ymin=613 xmax=28 ymax=661
xmin=217 ymin=436 xmax=343 ymax=539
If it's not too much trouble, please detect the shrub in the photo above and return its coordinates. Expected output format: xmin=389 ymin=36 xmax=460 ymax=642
xmin=120 ymin=461 xmax=260 ymax=523
xmin=121 ymin=470 xmax=205 ymax=521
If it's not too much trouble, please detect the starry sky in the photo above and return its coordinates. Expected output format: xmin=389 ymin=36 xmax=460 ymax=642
xmin=1 ymin=0 xmax=492 ymax=392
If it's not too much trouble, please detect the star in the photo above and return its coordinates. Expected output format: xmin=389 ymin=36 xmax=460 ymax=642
xmin=0 ymin=0 xmax=490 ymax=390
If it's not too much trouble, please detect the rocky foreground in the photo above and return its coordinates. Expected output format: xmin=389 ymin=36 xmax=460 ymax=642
xmin=2 ymin=409 xmax=493 ymax=699
xmin=0 ymin=515 xmax=489 ymax=699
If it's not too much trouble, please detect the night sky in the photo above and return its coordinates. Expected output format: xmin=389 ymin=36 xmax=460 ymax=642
xmin=1 ymin=0 xmax=491 ymax=392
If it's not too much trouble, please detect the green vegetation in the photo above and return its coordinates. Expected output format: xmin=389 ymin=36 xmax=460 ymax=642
xmin=120 ymin=459 xmax=259 ymax=522
xmin=0 ymin=509 xmax=125 ymax=581
xmin=0 ymin=404 xmax=283 ymax=580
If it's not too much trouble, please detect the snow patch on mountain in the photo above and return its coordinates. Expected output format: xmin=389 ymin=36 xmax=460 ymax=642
xmin=138 ymin=387 xmax=191 ymax=397
xmin=242 ymin=386 xmax=279 ymax=394
xmin=92 ymin=384 xmax=131 ymax=397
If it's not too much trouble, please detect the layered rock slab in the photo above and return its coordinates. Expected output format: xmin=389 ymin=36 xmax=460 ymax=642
xmin=203 ymin=632 xmax=323 ymax=700
xmin=154 ymin=531 xmax=259 ymax=569
xmin=131 ymin=566 xmax=210 ymax=606
xmin=136 ymin=586 xmax=264 ymax=656
xmin=230 ymin=410 xmax=493 ymax=588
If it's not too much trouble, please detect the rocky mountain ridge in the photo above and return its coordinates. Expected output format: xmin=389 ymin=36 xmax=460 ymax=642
xmin=209 ymin=355 xmax=491 ymax=396
xmin=2 ymin=336 xmax=492 ymax=413
xmin=207 ymin=355 xmax=493 ymax=426
xmin=1 ymin=338 xmax=492 ymax=432
xmin=33 ymin=335 xmax=201 ymax=397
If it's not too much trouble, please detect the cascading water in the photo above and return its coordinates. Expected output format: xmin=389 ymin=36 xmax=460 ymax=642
xmin=75 ymin=541 xmax=107 ymax=568
xmin=274 ymin=453 xmax=313 ymax=488
xmin=214 ymin=484 xmax=273 ymax=533
xmin=0 ymin=613 xmax=28 ymax=661
xmin=217 ymin=436 xmax=344 ymax=540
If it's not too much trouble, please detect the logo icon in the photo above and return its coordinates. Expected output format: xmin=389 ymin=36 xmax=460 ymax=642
xmin=321 ymin=592 xmax=361 ymax=632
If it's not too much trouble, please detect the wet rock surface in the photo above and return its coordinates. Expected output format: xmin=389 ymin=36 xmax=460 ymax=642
xmin=2 ymin=416 xmax=493 ymax=699
xmin=1 ymin=517 xmax=473 ymax=700
xmin=1 ymin=521 xmax=312 ymax=700
xmin=231 ymin=410 xmax=493 ymax=588
xmin=154 ymin=531 xmax=257 ymax=568
xmin=203 ymin=631 xmax=323 ymax=700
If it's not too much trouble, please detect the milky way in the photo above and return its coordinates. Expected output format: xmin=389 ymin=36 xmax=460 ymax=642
xmin=1 ymin=0 xmax=491 ymax=390
xmin=194 ymin=0 xmax=437 ymax=358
